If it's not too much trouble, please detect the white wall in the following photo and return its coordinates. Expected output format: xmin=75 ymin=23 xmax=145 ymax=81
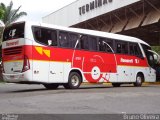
xmin=42 ymin=0 xmax=140 ymax=27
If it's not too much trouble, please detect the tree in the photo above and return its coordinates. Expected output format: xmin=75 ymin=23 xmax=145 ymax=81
xmin=0 ymin=6 xmax=4 ymax=19
xmin=0 ymin=1 xmax=27 ymax=26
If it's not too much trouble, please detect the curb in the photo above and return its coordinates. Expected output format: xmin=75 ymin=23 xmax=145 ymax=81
xmin=143 ymin=82 xmax=160 ymax=85
xmin=82 ymin=82 xmax=160 ymax=86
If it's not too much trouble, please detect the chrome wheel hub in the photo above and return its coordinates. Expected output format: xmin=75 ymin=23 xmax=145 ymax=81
xmin=137 ymin=76 xmax=142 ymax=84
xmin=71 ymin=75 xmax=79 ymax=87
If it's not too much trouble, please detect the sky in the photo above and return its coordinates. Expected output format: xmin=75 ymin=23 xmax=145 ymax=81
xmin=0 ymin=0 xmax=76 ymax=22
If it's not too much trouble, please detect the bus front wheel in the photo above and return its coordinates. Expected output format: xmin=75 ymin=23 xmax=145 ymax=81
xmin=134 ymin=74 xmax=144 ymax=87
xmin=63 ymin=72 xmax=82 ymax=89
xmin=43 ymin=84 xmax=59 ymax=90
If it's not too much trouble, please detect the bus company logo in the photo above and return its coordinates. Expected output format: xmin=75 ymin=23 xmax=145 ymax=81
xmin=135 ymin=59 xmax=140 ymax=64
xmin=6 ymin=41 xmax=19 ymax=47
xmin=121 ymin=58 xmax=133 ymax=63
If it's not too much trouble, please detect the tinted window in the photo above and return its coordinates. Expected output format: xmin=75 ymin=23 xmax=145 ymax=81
xmin=3 ymin=22 xmax=25 ymax=41
xmin=141 ymin=44 xmax=154 ymax=67
xmin=129 ymin=43 xmax=142 ymax=57
xmin=80 ymin=35 xmax=98 ymax=51
xmin=68 ymin=33 xmax=79 ymax=48
xmin=88 ymin=36 xmax=97 ymax=51
xmin=33 ymin=27 xmax=57 ymax=46
xmin=59 ymin=32 xmax=79 ymax=48
xmin=59 ymin=31 xmax=69 ymax=47
xmin=80 ymin=35 xmax=89 ymax=50
xmin=141 ymin=44 xmax=151 ymax=54
xmin=116 ymin=41 xmax=128 ymax=54
xmin=99 ymin=38 xmax=113 ymax=53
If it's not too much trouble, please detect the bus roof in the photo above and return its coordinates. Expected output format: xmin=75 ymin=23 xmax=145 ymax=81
xmin=22 ymin=21 xmax=150 ymax=46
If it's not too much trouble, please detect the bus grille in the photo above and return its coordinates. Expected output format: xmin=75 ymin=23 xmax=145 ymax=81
xmin=4 ymin=47 xmax=23 ymax=55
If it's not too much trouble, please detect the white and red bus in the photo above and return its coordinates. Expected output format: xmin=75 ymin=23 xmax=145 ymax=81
xmin=1 ymin=21 xmax=159 ymax=89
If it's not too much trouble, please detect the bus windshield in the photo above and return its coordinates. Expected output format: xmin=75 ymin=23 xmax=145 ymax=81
xmin=3 ymin=22 xmax=25 ymax=41
xmin=142 ymin=44 xmax=160 ymax=67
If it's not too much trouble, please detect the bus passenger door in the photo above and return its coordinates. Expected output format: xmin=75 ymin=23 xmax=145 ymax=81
xmin=146 ymin=67 xmax=156 ymax=82
xmin=145 ymin=50 xmax=157 ymax=82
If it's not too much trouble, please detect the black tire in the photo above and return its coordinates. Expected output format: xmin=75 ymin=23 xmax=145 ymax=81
xmin=43 ymin=84 xmax=59 ymax=90
xmin=112 ymin=83 xmax=121 ymax=87
xmin=63 ymin=72 xmax=82 ymax=89
xmin=134 ymin=74 xmax=144 ymax=87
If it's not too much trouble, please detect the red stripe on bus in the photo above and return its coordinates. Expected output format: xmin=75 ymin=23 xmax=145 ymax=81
xmin=3 ymin=45 xmax=149 ymax=68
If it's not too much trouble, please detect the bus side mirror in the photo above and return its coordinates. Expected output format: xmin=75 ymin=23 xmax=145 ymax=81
xmin=153 ymin=54 xmax=160 ymax=65
xmin=148 ymin=50 xmax=160 ymax=65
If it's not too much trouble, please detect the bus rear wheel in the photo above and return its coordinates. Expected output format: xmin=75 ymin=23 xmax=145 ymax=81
xmin=134 ymin=74 xmax=143 ymax=87
xmin=63 ymin=72 xmax=82 ymax=89
xmin=43 ymin=84 xmax=59 ymax=90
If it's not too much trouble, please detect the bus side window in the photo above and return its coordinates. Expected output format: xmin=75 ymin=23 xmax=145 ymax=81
xmin=133 ymin=44 xmax=142 ymax=58
xmin=33 ymin=27 xmax=57 ymax=46
xmin=134 ymin=45 xmax=140 ymax=56
xmin=80 ymin=35 xmax=89 ymax=50
xmin=116 ymin=41 xmax=128 ymax=54
xmin=116 ymin=43 xmax=121 ymax=53
xmin=129 ymin=43 xmax=143 ymax=58
xmin=50 ymin=30 xmax=57 ymax=46
xmin=68 ymin=33 xmax=79 ymax=48
xmin=99 ymin=40 xmax=104 ymax=51
xmin=33 ymin=27 xmax=48 ymax=45
xmin=129 ymin=44 xmax=134 ymax=55
xmin=121 ymin=43 xmax=128 ymax=54
xmin=88 ymin=36 xmax=97 ymax=51
xmin=99 ymin=38 xmax=113 ymax=53
xmin=33 ymin=27 xmax=42 ymax=42
xmin=59 ymin=31 xmax=69 ymax=48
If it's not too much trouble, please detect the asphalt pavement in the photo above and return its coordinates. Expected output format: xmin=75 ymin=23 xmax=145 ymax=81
xmin=0 ymin=83 xmax=160 ymax=120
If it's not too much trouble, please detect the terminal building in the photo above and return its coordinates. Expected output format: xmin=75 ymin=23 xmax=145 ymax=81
xmin=42 ymin=0 xmax=160 ymax=46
